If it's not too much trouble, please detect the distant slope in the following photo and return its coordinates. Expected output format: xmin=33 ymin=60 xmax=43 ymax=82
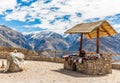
xmin=1 ymin=25 xmax=120 ymax=54
xmin=66 ymin=34 xmax=120 ymax=53
xmin=25 ymin=30 xmax=120 ymax=54
xmin=25 ymin=31 xmax=69 ymax=51
xmin=0 ymin=25 xmax=32 ymax=49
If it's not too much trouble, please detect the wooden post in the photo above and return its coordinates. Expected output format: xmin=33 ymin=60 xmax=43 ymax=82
xmin=55 ymin=51 xmax=56 ymax=57
xmin=79 ymin=33 xmax=83 ymax=53
xmin=53 ymin=50 xmax=57 ymax=58
xmin=39 ymin=50 xmax=43 ymax=56
xmin=63 ymin=51 xmax=66 ymax=55
xmin=96 ymin=28 xmax=99 ymax=53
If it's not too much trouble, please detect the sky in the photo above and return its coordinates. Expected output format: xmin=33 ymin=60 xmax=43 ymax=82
xmin=0 ymin=0 xmax=120 ymax=34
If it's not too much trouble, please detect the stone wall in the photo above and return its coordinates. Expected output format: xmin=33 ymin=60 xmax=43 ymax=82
xmin=0 ymin=51 xmax=9 ymax=59
xmin=112 ymin=64 xmax=120 ymax=70
xmin=76 ymin=58 xmax=112 ymax=75
xmin=0 ymin=51 xmax=63 ymax=63
xmin=64 ymin=60 xmax=76 ymax=71
xmin=24 ymin=55 xmax=64 ymax=63
xmin=64 ymin=54 xmax=112 ymax=75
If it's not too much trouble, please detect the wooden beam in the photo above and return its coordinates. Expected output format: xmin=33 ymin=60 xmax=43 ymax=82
xmin=104 ymin=24 xmax=117 ymax=34
xmin=85 ymin=33 xmax=92 ymax=39
xmin=101 ymin=25 xmax=111 ymax=36
xmin=99 ymin=29 xmax=108 ymax=32
xmin=96 ymin=28 xmax=99 ymax=53
xmin=79 ymin=33 xmax=83 ymax=53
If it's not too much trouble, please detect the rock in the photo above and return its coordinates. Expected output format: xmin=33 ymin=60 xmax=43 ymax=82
xmin=4 ymin=51 xmax=24 ymax=72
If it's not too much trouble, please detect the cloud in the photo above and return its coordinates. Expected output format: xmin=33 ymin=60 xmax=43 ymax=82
xmin=67 ymin=0 xmax=120 ymax=18
xmin=1 ymin=0 xmax=120 ymax=34
xmin=0 ymin=0 xmax=17 ymax=14
xmin=5 ymin=10 xmax=27 ymax=21
xmin=22 ymin=0 xmax=31 ymax=2
xmin=112 ymin=24 xmax=120 ymax=33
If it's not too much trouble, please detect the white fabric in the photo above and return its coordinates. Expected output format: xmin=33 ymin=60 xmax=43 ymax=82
xmin=4 ymin=61 xmax=10 ymax=72
xmin=78 ymin=58 xmax=82 ymax=63
xmin=4 ymin=52 xmax=24 ymax=72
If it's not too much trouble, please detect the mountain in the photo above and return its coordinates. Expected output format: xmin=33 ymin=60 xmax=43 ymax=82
xmin=25 ymin=30 xmax=120 ymax=54
xmin=1 ymin=25 xmax=120 ymax=54
xmin=66 ymin=34 xmax=120 ymax=54
xmin=0 ymin=25 xmax=32 ymax=49
xmin=64 ymin=34 xmax=80 ymax=45
xmin=25 ymin=31 xmax=69 ymax=51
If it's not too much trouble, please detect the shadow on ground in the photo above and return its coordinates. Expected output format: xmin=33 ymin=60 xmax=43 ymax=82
xmin=52 ymin=69 xmax=108 ymax=78
xmin=0 ymin=69 xmax=23 ymax=74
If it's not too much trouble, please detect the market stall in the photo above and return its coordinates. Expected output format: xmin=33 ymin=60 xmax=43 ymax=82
xmin=64 ymin=20 xmax=117 ymax=75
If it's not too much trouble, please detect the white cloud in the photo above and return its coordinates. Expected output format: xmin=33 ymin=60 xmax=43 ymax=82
xmin=22 ymin=0 xmax=30 ymax=2
xmin=0 ymin=0 xmax=17 ymax=14
xmin=112 ymin=24 xmax=120 ymax=33
xmin=66 ymin=0 xmax=120 ymax=19
xmin=5 ymin=11 xmax=27 ymax=21
xmin=2 ymin=0 xmax=120 ymax=33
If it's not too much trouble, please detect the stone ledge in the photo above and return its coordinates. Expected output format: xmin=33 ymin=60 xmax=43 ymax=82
xmin=64 ymin=55 xmax=112 ymax=75
xmin=112 ymin=64 xmax=120 ymax=70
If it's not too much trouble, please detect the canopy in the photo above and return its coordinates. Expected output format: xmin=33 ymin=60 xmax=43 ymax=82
xmin=65 ymin=20 xmax=117 ymax=39
xmin=65 ymin=20 xmax=117 ymax=53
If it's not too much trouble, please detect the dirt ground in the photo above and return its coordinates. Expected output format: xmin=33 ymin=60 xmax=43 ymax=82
xmin=0 ymin=59 xmax=120 ymax=83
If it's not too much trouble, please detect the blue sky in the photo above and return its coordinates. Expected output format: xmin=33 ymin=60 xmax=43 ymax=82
xmin=0 ymin=0 xmax=120 ymax=34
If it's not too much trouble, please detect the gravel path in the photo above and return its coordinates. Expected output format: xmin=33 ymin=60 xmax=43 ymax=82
xmin=0 ymin=59 xmax=120 ymax=83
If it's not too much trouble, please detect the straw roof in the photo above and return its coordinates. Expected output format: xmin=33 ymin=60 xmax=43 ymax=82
xmin=65 ymin=20 xmax=117 ymax=39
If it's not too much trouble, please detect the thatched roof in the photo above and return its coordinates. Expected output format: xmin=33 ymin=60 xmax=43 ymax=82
xmin=65 ymin=20 xmax=117 ymax=39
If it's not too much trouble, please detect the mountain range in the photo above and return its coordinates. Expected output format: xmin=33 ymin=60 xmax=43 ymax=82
xmin=0 ymin=25 xmax=120 ymax=54
xmin=25 ymin=31 xmax=69 ymax=51
xmin=0 ymin=25 xmax=32 ymax=49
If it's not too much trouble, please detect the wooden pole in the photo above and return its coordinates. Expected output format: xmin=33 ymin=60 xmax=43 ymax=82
xmin=39 ymin=50 xmax=43 ymax=56
xmin=79 ymin=33 xmax=83 ymax=53
xmin=54 ymin=51 xmax=57 ymax=58
xmin=96 ymin=28 xmax=99 ymax=53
